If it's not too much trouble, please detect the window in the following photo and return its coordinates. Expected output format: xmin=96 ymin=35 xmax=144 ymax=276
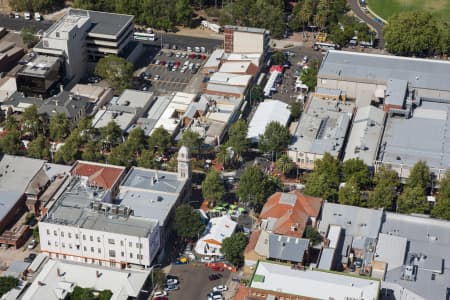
xmin=69 ymin=244 xmax=72 ymax=249
xmin=129 ymin=241 xmax=132 ymax=247
xmin=136 ymin=243 xmax=142 ymax=249
xmin=90 ymin=236 xmax=93 ymax=242
xmin=120 ymin=240 xmax=124 ymax=246
xmin=91 ymin=247 xmax=94 ymax=253
xmin=68 ymin=233 xmax=72 ymax=238
xmin=62 ymin=243 xmax=65 ymax=248
xmin=83 ymin=235 xmax=86 ymax=240
xmin=129 ymin=253 xmax=133 ymax=258
xmin=76 ymin=245 xmax=80 ymax=250
xmin=55 ymin=242 xmax=58 ymax=247
xmin=121 ymin=251 xmax=124 ymax=257
xmin=137 ymin=254 xmax=143 ymax=259
xmin=109 ymin=250 xmax=116 ymax=257
xmin=97 ymin=237 xmax=101 ymax=243
xmin=108 ymin=239 xmax=115 ymax=245
xmin=47 ymin=241 xmax=51 ymax=246
xmin=61 ymin=232 xmax=64 ymax=237
xmin=83 ymin=246 xmax=87 ymax=251
xmin=46 ymin=229 xmax=50 ymax=234
xmin=54 ymin=231 xmax=57 ymax=236
xmin=98 ymin=248 xmax=101 ymax=254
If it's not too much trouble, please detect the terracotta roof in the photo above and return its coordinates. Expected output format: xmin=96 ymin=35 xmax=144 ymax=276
xmin=71 ymin=162 xmax=124 ymax=190
xmin=259 ymin=191 xmax=323 ymax=238
xmin=245 ymin=230 xmax=262 ymax=254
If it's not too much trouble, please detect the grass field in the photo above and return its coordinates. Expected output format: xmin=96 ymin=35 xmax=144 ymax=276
xmin=367 ymin=0 xmax=450 ymax=20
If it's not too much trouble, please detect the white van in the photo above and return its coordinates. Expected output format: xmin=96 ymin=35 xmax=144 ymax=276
xmin=24 ymin=12 xmax=31 ymax=20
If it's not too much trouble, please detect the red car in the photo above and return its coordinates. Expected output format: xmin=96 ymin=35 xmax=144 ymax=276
xmin=174 ymin=61 xmax=181 ymax=67
xmin=160 ymin=60 xmax=166 ymax=66
xmin=190 ymin=53 xmax=196 ymax=59
xmin=153 ymin=297 xmax=168 ymax=300
xmin=211 ymin=265 xmax=224 ymax=272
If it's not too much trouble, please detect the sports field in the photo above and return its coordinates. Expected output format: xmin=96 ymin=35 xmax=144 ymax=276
xmin=367 ymin=0 xmax=450 ymax=20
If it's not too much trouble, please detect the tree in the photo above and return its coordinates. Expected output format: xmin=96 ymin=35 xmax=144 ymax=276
xmin=290 ymin=102 xmax=302 ymax=120
xmin=98 ymin=290 xmax=113 ymax=300
xmin=226 ymin=120 xmax=249 ymax=160
xmin=397 ymin=186 xmax=428 ymax=214
xmin=202 ymin=170 xmax=225 ymax=205
xmin=175 ymin=0 xmax=192 ymax=26
xmin=342 ymin=158 xmax=371 ymax=189
xmin=126 ymin=127 xmax=145 ymax=156
xmin=4 ymin=115 xmax=18 ymax=131
xmin=271 ymin=51 xmax=286 ymax=65
xmin=300 ymin=67 xmax=318 ymax=90
xmin=405 ymin=161 xmax=430 ymax=191
xmin=304 ymin=153 xmax=341 ymax=201
xmin=338 ymin=176 xmax=362 ymax=206
xmin=304 ymin=226 xmax=323 ymax=246
xmin=49 ymin=112 xmax=70 ymax=141
xmin=99 ymin=121 xmax=122 ymax=150
xmin=237 ymin=166 xmax=273 ymax=210
xmin=432 ymin=170 xmax=450 ymax=220
xmin=0 ymin=276 xmax=19 ymax=297
xmin=95 ymin=55 xmax=133 ymax=92
xmin=137 ymin=150 xmax=159 ymax=169
xmin=384 ymin=11 xmax=444 ymax=57
xmin=174 ymin=204 xmax=205 ymax=240
xmin=54 ymin=129 xmax=82 ymax=164
xmin=10 ymin=0 xmax=64 ymax=12
xmin=69 ymin=286 xmax=95 ymax=300
xmin=258 ymin=121 xmax=291 ymax=156
xmin=21 ymin=26 xmax=39 ymax=48
xmin=250 ymin=86 xmax=264 ymax=104
xmin=108 ymin=144 xmax=134 ymax=167
xmin=22 ymin=104 xmax=42 ymax=138
xmin=179 ymin=129 xmax=202 ymax=154
xmin=367 ymin=165 xmax=400 ymax=210
xmin=27 ymin=134 xmax=50 ymax=159
xmin=215 ymin=145 xmax=231 ymax=169
xmin=221 ymin=233 xmax=248 ymax=266
xmin=148 ymin=127 xmax=172 ymax=153
xmin=82 ymin=141 xmax=103 ymax=162
xmin=0 ymin=128 xmax=22 ymax=155
xmin=276 ymin=154 xmax=294 ymax=175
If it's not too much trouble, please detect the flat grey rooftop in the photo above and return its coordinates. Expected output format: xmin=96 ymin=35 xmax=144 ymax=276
xmin=385 ymin=78 xmax=408 ymax=106
xmin=18 ymin=55 xmax=60 ymax=77
xmin=71 ymin=9 xmax=133 ymax=37
xmin=381 ymin=212 xmax=450 ymax=300
xmin=379 ymin=101 xmax=450 ymax=170
xmin=223 ymin=25 xmax=268 ymax=34
xmin=268 ymin=233 xmax=308 ymax=263
xmin=0 ymin=155 xmax=45 ymax=193
xmin=121 ymin=167 xmax=186 ymax=195
xmin=319 ymin=50 xmax=450 ymax=92
xmin=0 ymin=191 xmax=24 ymax=223
xmin=45 ymin=176 xmax=156 ymax=237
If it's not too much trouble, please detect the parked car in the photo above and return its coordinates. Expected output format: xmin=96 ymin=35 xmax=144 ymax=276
xmin=154 ymin=59 xmax=160 ymax=65
xmin=24 ymin=12 xmax=31 ymax=20
xmin=164 ymin=284 xmax=179 ymax=292
xmin=187 ymin=46 xmax=192 ymax=52
xmin=303 ymin=56 xmax=309 ymax=64
xmin=213 ymin=285 xmax=228 ymax=292
xmin=166 ymin=275 xmax=179 ymax=281
xmin=153 ymin=291 xmax=167 ymax=298
xmin=160 ymin=60 xmax=166 ymax=66
xmin=166 ymin=278 xmax=179 ymax=285
xmin=200 ymin=46 xmax=206 ymax=53
xmin=175 ymin=52 xmax=181 ymax=58
xmin=154 ymin=74 xmax=160 ymax=80
xmin=208 ymin=295 xmax=223 ymax=300
xmin=152 ymin=296 xmax=168 ymax=300
xmin=24 ymin=253 xmax=37 ymax=263
xmin=200 ymin=256 xmax=214 ymax=263
xmin=28 ymin=239 xmax=37 ymax=250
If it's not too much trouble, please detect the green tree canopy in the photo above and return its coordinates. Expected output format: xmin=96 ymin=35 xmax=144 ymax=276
xmin=290 ymin=102 xmax=302 ymax=120
xmin=126 ymin=127 xmax=145 ymax=156
xmin=174 ymin=204 xmax=205 ymax=240
xmin=54 ymin=129 xmax=82 ymax=164
xmin=21 ymin=26 xmax=39 ymax=48
xmin=338 ymin=176 xmax=362 ymax=206
xmin=397 ymin=186 xmax=429 ymax=214
xmin=258 ymin=121 xmax=291 ymax=155
xmin=27 ymin=134 xmax=50 ymax=159
xmin=49 ymin=112 xmax=70 ymax=142
xmin=0 ymin=128 xmax=22 ymax=155
xmin=304 ymin=225 xmax=323 ymax=246
xmin=221 ymin=232 xmax=248 ymax=266
xmin=342 ymin=158 xmax=371 ymax=188
xmin=367 ymin=165 xmax=400 ymax=210
xmin=108 ymin=144 xmax=134 ymax=167
xmin=300 ymin=67 xmax=318 ymax=91
xmin=137 ymin=150 xmax=159 ymax=169
xmin=226 ymin=119 xmax=250 ymax=159
xmin=179 ymin=129 xmax=203 ymax=154
xmin=95 ymin=55 xmax=133 ymax=92
xmin=405 ymin=160 xmax=430 ymax=191
xmin=202 ymin=170 xmax=225 ymax=205
xmin=22 ymin=104 xmax=42 ymax=138
xmin=276 ymin=154 xmax=295 ymax=175
xmin=100 ymin=121 xmax=122 ymax=150
xmin=81 ymin=141 xmax=103 ymax=162
xmin=432 ymin=170 xmax=450 ymax=220
xmin=384 ymin=11 xmax=445 ymax=56
xmin=304 ymin=153 xmax=341 ymax=201
xmin=250 ymin=86 xmax=264 ymax=104
xmin=148 ymin=127 xmax=172 ymax=153
xmin=0 ymin=276 xmax=19 ymax=297
xmin=175 ymin=0 xmax=193 ymax=26
xmin=10 ymin=0 xmax=64 ymax=12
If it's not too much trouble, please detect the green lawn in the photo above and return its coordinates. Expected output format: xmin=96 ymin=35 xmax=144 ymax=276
xmin=367 ymin=0 xmax=450 ymax=20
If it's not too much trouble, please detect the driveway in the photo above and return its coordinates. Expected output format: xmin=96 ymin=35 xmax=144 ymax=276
xmin=347 ymin=0 xmax=384 ymax=48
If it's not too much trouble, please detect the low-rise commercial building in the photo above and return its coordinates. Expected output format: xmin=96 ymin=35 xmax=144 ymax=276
xmin=288 ymin=96 xmax=354 ymax=170
xmin=205 ymin=72 xmax=252 ymax=98
xmin=0 ymin=41 xmax=24 ymax=73
xmin=194 ymin=214 xmax=237 ymax=257
xmin=247 ymin=100 xmax=290 ymax=143
xmin=223 ymin=25 xmax=270 ymax=54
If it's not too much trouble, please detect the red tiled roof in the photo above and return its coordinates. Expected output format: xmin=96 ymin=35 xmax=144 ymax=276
xmin=244 ymin=230 xmax=262 ymax=254
xmin=71 ymin=162 xmax=124 ymax=190
xmin=259 ymin=191 xmax=323 ymax=238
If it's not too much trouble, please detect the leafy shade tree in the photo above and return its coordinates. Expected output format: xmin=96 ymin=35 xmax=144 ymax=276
xmin=126 ymin=127 xmax=145 ymax=156
xmin=271 ymin=51 xmax=286 ymax=65
xmin=137 ymin=150 xmax=159 ymax=169
xmin=174 ymin=204 xmax=205 ymax=240
xmin=0 ymin=276 xmax=19 ymax=297
xmin=258 ymin=121 xmax=291 ymax=156
xmin=4 ymin=115 xmax=18 ymax=131
xmin=237 ymin=166 xmax=280 ymax=211
xmin=108 ymin=144 xmax=134 ymax=167
xmin=304 ymin=225 xmax=323 ymax=246
xmin=202 ymin=170 xmax=225 ymax=205
xmin=384 ymin=11 xmax=444 ymax=56
xmin=10 ymin=0 xmax=64 ymax=12
xmin=405 ymin=160 xmax=430 ymax=191
xmin=0 ymin=128 xmax=22 ymax=155
xmin=276 ymin=154 xmax=294 ymax=175
xmin=215 ymin=145 xmax=231 ymax=169
xmin=300 ymin=66 xmax=318 ymax=91
xmin=27 ymin=135 xmax=50 ymax=159
xmin=397 ymin=186 xmax=428 ymax=214
xmin=100 ymin=121 xmax=122 ymax=150
xmin=148 ymin=127 xmax=172 ymax=153
xmin=69 ymin=286 xmax=94 ymax=300
xmin=290 ymin=102 xmax=302 ymax=120
xmin=289 ymin=0 xmax=314 ymax=32
xmin=49 ymin=112 xmax=70 ymax=142
xmin=98 ymin=290 xmax=113 ymax=300
xmin=82 ymin=141 xmax=103 ymax=162
xmin=250 ymin=86 xmax=264 ymax=104
xmin=338 ymin=176 xmax=362 ymax=206
xmin=226 ymin=120 xmax=250 ymax=160
xmin=304 ymin=153 xmax=341 ymax=201
xmin=221 ymin=233 xmax=248 ymax=266
xmin=22 ymin=104 xmax=42 ymax=138
xmin=367 ymin=165 xmax=400 ymax=210
xmin=95 ymin=55 xmax=133 ymax=92
xmin=342 ymin=158 xmax=371 ymax=189
xmin=179 ymin=129 xmax=202 ymax=154
xmin=432 ymin=170 xmax=450 ymax=220
xmin=21 ymin=26 xmax=39 ymax=48
xmin=175 ymin=0 xmax=193 ymax=27
xmin=54 ymin=129 xmax=82 ymax=164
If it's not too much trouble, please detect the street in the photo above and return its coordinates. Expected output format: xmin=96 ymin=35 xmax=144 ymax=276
xmin=347 ymin=0 xmax=384 ymax=47
xmin=0 ymin=14 xmax=53 ymax=32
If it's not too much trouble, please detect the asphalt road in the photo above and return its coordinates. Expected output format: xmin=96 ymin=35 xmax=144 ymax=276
xmin=347 ymin=0 xmax=384 ymax=48
xmin=141 ymin=32 xmax=223 ymax=53
xmin=0 ymin=14 xmax=53 ymax=32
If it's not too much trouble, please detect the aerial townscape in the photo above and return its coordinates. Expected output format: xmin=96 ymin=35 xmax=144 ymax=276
xmin=0 ymin=0 xmax=449 ymax=299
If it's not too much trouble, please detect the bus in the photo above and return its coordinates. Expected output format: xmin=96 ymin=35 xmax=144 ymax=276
xmin=133 ymin=32 xmax=156 ymax=41
xmin=313 ymin=42 xmax=337 ymax=51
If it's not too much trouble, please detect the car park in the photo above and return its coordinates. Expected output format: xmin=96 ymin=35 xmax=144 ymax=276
xmin=212 ymin=285 xmax=228 ymax=292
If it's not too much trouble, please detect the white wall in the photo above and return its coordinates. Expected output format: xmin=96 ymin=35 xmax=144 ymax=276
xmin=233 ymin=31 xmax=264 ymax=54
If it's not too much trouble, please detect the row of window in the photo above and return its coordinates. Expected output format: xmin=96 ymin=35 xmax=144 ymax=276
xmin=46 ymin=241 xmax=143 ymax=260
xmin=46 ymin=230 xmax=143 ymax=248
